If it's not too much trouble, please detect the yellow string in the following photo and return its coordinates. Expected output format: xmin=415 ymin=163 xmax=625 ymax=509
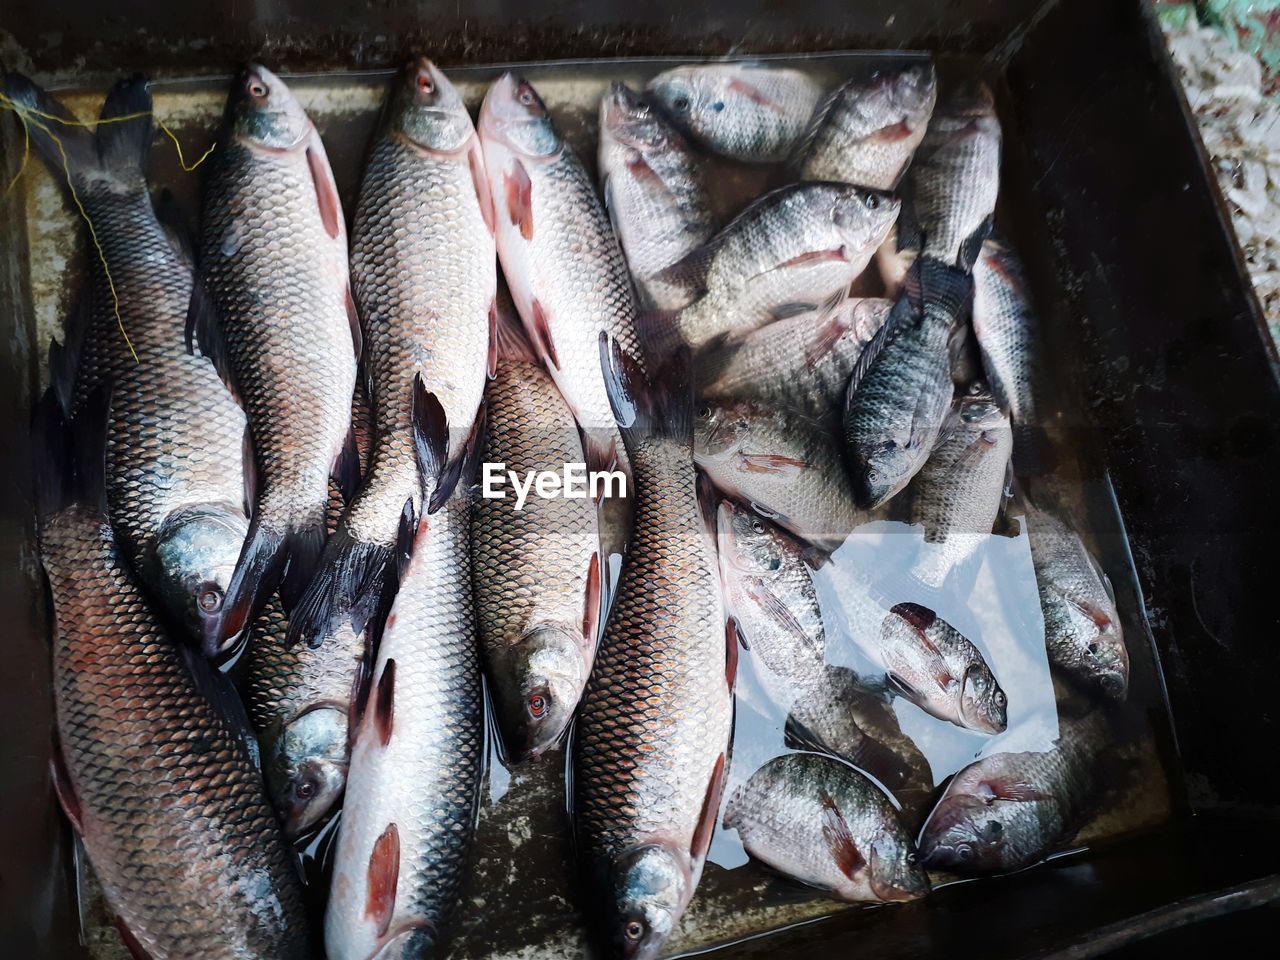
xmin=1 ymin=92 xmax=218 ymax=362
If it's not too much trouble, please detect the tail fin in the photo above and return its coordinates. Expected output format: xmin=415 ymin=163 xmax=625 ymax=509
xmin=494 ymin=297 xmax=537 ymax=364
xmin=2 ymin=73 xmax=152 ymax=192
xmin=599 ymin=333 xmax=693 ymax=450
xmin=411 ymin=374 xmax=486 ymax=513
xmin=31 ymin=385 xmax=109 ymax=523
xmin=283 ymin=527 xmax=397 ymax=650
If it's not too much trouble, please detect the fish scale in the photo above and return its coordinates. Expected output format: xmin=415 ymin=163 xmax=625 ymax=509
xmin=39 ymin=468 xmax=309 ymax=957
xmin=972 ymin=238 xmax=1041 ymax=428
xmin=325 ymin=492 xmax=483 ymax=960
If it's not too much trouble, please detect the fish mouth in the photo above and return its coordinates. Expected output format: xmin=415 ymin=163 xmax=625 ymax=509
xmin=1099 ymin=669 xmax=1128 ymax=700
xmin=603 ymin=81 xmax=647 ymax=128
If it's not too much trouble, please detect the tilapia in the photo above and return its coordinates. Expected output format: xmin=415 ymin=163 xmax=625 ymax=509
xmin=843 ymin=261 xmax=971 ymax=508
xmin=906 ymin=386 xmax=1012 ymax=590
xmin=792 ymin=62 xmax=937 ymax=190
xmin=4 ymin=74 xmax=249 ymax=653
xmin=289 ymin=59 xmax=493 ymax=649
xmin=472 ymin=307 xmax=602 ymax=761
xmin=647 ymin=62 xmax=823 ymax=163
xmin=696 ymin=397 xmax=864 ymax=551
xmin=788 ymin=667 xmax=935 ymax=821
xmin=972 ymin=237 xmax=1049 ymax=472
xmin=33 ymin=394 xmax=310 ymax=959
xmin=1024 ymin=499 xmax=1129 ymax=700
xmin=574 ymin=341 xmax=731 ymax=960
xmin=920 ymin=713 xmax=1107 ymax=874
xmin=325 ymin=387 xmax=484 ymax=960
xmin=722 ymin=753 xmax=929 ymax=903
xmin=658 ymin=182 xmax=900 ymax=352
xmin=599 ymin=82 xmax=714 ymax=311
xmin=199 ymin=65 xmax=358 ymax=650
xmin=697 ymin=297 xmax=893 ymax=418
xmin=898 ymin=82 xmax=1001 ymax=271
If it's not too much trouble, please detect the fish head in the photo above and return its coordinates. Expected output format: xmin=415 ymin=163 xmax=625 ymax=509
xmin=693 ymin=399 xmax=750 ymax=460
xmin=387 ymin=57 xmax=474 ymax=154
xmin=227 ymin=64 xmax=311 ymax=150
xmin=880 ymin=62 xmax=937 ymax=124
xmin=493 ymin=625 xmax=587 ymax=761
xmin=647 ymin=66 xmax=722 ymax=134
xmin=831 ymin=186 xmax=901 ymax=252
xmin=479 ymin=72 xmax=562 ymax=159
xmin=1057 ymin=592 xmax=1129 ymax=700
xmin=717 ymin=500 xmax=783 ymax=576
xmin=959 ymin=662 xmax=1008 ymax=734
xmin=853 ymin=442 xmax=912 ymax=509
xmin=151 ymin=504 xmax=250 ymax=652
xmin=868 ymin=837 xmax=931 ymax=903
xmin=930 ymin=82 xmax=999 ymax=145
xmin=263 ymin=703 xmax=349 ymax=839
xmin=600 ymin=82 xmax=672 ymax=155
xmin=919 ymin=792 xmax=1016 ymax=873
xmin=608 ymin=843 xmax=691 ymax=960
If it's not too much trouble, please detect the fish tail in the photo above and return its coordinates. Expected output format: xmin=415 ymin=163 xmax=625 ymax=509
xmin=410 ymin=374 xmax=486 ymax=511
xmin=95 ymin=76 xmax=153 ymax=186
xmin=284 ymin=527 xmax=397 ymax=650
xmin=31 ymin=384 xmax=109 ymax=523
xmin=2 ymin=73 xmax=99 ymax=188
xmin=599 ymin=333 xmax=693 ymax=449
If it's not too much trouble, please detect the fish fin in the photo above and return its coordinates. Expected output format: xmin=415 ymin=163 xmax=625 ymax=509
xmin=891 ymin=600 xmax=937 ymax=632
xmin=331 ymin=424 xmax=362 ymax=505
xmin=582 ymin=433 xmax=621 ymax=503
xmin=603 ymin=335 xmax=694 ymax=447
xmin=468 ymin=138 xmax=495 ymax=234
xmin=745 ymin=580 xmax=815 ymax=650
xmin=647 ymin=240 xmax=716 ymax=302
xmin=96 ymin=75 xmax=153 ymax=178
xmin=31 ymin=385 xmax=108 ymax=521
xmin=409 ymin=375 xmax=454 ymax=512
xmin=1064 ymin=593 xmax=1115 ymax=631
xmin=374 ymin=658 xmax=396 ymax=747
xmin=527 ymin=297 xmax=559 ymax=369
xmin=981 ymin=777 xmax=1051 ymax=803
xmin=886 ymin=671 xmax=918 ymax=699
xmin=305 ymin=131 xmax=343 ymax=240
xmin=348 ymin=652 xmax=374 ymax=748
xmin=845 ymin=291 xmax=914 ymax=399
xmin=582 ymin=552 xmax=602 ymax=648
xmin=345 ymin=285 xmax=363 ymax=364
xmin=789 ymin=82 xmax=844 ymax=174
xmin=284 ymin=529 xmax=396 ymax=649
xmin=724 ymin=617 xmax=740 ymax=689
xmin=278 ymin=522 xmax=327 ymax=613
xmin=957 ymin=215 xmax=994 ymax=273
xmin=749 ymin=248 xmax=849 ymax=293
xmin=633 ymin=307 xmax=684 ymax=365
xmin=365 ymin=822 xmax=401 ymax=939
xmin=178 ymin=643 xmax=261 ymax=767
xmin=875 ymin=120 xmax=916 ymax=143
xmin=49 ymin=750 xmax=83 ymax=835
xmin=819 ymin=789 xmax=866 ymax=880
xmin=485 ymin=298 xmax=500 ymax=379
xmin=737 ymin=453 xmax=809 ymax=477
xmin=802 ymin=301 xmax=855 ymax=366
xmin=504 ymin=157 xmax=534 ymax=241
xmin=218 ymin=514 xmax=321 ymax=654
xmin=726 ymin=76 xmax=782 ymax=111
xmin=494 ymin=294 xmax=536 ymax=363
xmin=1 ymin=73 xmax=102 ymax=189
xmin=112 ymin=916 xmax=155 ymax=960
xmin=240 ymin=429 xmax=256 ymax=515
xmin=691 ymin=753 xmax=727 ymax=862
xmin=185 ymin=272 xmax=240 ymax=400
xmin=48 ymin=293 xmax=92 ymax=408
xmin=696 ymin=471 xmax=719 ymax=538
xmin=782 ymin=713 xmax=829 ymax=755
xmin=395 ymin=499 xmax=418 ymax=584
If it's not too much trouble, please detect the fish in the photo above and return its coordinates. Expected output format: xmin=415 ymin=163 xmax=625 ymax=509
xmin=472 ymin=306 xmax=603 ymax=761
xmin=656 ymin=182 xmax=900 ymax=353
xmin=787 ymin=668 xmax=936 ymax=822
xmin=598 ymin=82 xmax=714 ymax=311
xmin=1024 ymin=498 xmax=1129 ymax=700
xmin=573 ymin=340 xmax=731 ymax=960
xmin=897 ymin=82 xmax=1001 ymax=271
xmin=722 ymin=753 xmax=929 ymax=903
xmin=479 ymin=72 xmax=642 ymax=580
xmin=875 ymin=222 xmax=916 ymax=298
xmin=696 ymin=396 xmax=865 ymax=552
xmin=199 ymin=65 xmax=359 ymax=651
xmin=905 ymin=386 xmax=1013 ymax=590
xmin=792 ymin=62 xmax=938 ymax=190
xmin=287 ymin=59 xmax=493 ymax=650
xmin=324 ymin=381 xmax=485 ymax=960
xmin=32 ymin=391 xmax=310 ymax=959
xmin=920 ymin=713 xmax=1107 ymax=874
xmin=972 ymin=237 xmax=1050 ymax=472
xmin=842 ymin=261 xmax=971 ymax=508
xmin=697 ymin=297 xmax=893 ymax=418
xmin=3 ymin=74 xmax=249 ymax=654
xmin=646 ymin=62 xmax=823 ymax=163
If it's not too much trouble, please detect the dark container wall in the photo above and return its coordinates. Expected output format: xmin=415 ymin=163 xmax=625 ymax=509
xmin=1 ymin=1 xmax=1278 ymax=957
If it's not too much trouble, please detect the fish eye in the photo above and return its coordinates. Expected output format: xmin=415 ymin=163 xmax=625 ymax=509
xmin=957 ymin=845 xmax=973 ymax=861
xmin=528 ymin=692 xmax=548 ymax=719
xmin=994 ymin=690 xmax=1006 ymax=706
xmin=671 ymin=95 xmax=691 ymax=112
xmin=1087 ymin=641 xmax=1100 ymax=656
xmin=697 ymin=405 xmax=712 ymax=419
xmin=518 ymin=87 xmax=536 ymax=106
xmin=624 ymin=920 xmax=646 ymax=941
xmin=863 ymin=192 xmax=882 ymax=210
xmin=296 ymin=780 xmax=316 ymax=800
xmin=197 ymin=586 xmax=224 ymax=614
xmin=247 ymin=79 xmax=268 ymax=99
xmin=751 ymin=520 xmax=765 ymax=534
xmin=711 ymin=101 xmax=725 ymax=112
xmin=417 ymin=73 xmax=435 ymax=94
xmin=906 ymin=851 xmax=918 ymax=865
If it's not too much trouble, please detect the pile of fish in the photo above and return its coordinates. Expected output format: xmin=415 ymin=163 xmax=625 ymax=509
xmin=10 ymin=54 xmax=1135 ymax=960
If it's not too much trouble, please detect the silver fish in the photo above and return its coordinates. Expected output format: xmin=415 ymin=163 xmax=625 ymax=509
xmin=793 ymin=62 xmax=937 ymax=190
xmin=697 ymin=297 xmax=893 ymax=419
xmin=199 ymin=65 xmax=359 ymax=650
xmin=659 ymin=182 xmax=900 ymax=352
xmin=647 ymin=62 xmax=823 ymax=163
xmin=722 ymin=753 xmax=929 ymax=903
xmin=599 ymin=82 xmax=714 ymax=311
xmin=1024 ymin=498 xmax=1129 ymax=700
